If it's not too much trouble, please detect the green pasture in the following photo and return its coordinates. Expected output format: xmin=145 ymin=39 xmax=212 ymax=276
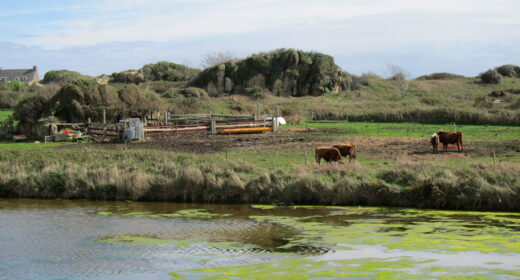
xmin=0 ymin=109 xmax=12 ymax=121
xmin=0 ymin=141 xmax=74 ymax=151
xmin=285 ymin=121 xmax=520 ymax=140
xmin=223 ymin=147 xmax=394 ymax=171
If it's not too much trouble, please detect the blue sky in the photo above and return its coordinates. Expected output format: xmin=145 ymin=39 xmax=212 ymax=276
xmin=1 ymin=0 xmax=519 ymax=77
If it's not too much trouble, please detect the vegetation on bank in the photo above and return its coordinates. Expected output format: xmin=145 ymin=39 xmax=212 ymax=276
xmin=0 ymin=142 xmax=519 ymax=211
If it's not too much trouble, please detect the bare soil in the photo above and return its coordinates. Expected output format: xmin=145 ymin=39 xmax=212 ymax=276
xmin=90 ymin=130 xmax=520 ymax=161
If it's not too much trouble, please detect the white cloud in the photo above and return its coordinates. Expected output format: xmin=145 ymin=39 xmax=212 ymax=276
xmin=2 ymin=0 xmax=520 ymax=76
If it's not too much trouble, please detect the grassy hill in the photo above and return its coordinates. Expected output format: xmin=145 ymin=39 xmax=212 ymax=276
xmin=155 ymin=76 xmax=520 ymax=125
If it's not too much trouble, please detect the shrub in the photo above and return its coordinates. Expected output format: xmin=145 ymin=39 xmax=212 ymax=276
xmin=0 ymin=81 xmax=30 ymax=92
xmin=111 ymin=70 xmax=144 ymax=84
xmin=479 ymin=69 xmax=502 ymax=84
xmin=416 ymin=72 xmax=465 ymax=80
xmin=489 ymin=90 xmax=506 ymax=98
xmin=0 ymin=90 xmax=33 ymax=108
xmin=164 ymin=87 xmax=208 ymax=99
xmin=140 ymin=62 xmax=200 ymax=82
xmin=43 ymin=70 xmax=92 ymax=84
xmin=495 ymin=64 xmax=520 ymax=78
xmin=359 ymin=71 xmax=383 ymax=86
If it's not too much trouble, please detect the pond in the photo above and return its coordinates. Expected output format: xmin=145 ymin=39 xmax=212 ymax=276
xmin=0 ymin=199 xmax=519 ymax=279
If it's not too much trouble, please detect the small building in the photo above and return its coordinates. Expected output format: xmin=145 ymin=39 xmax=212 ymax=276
xmin=0 ymin=66 xmax=40 ymax=83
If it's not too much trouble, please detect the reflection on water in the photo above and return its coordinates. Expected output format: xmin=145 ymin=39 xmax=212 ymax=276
xmin=0 ymin=199 xmax=519 ymax=280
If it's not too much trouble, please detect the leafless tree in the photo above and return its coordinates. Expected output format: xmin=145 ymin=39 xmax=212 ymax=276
xmin=386 ymin=64 xmax=411 ymax=97
xmin=181 ymin=59 xmax=196 ymax=82
xmin=200 ymin=51 xmax=236 ymax=68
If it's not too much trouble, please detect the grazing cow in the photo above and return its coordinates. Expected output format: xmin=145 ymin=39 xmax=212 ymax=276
xmin=437 ymin=130 xmax=464 ymax=152
xmin=333 ymin=144 xmax=356 ymax=162
xmin=315 ymin=146 xmax=343 ymax=164
xmin=430 ymin=133 xmax=440 ymax=154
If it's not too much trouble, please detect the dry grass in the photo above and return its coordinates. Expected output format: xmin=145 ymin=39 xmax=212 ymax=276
xmin=0 ymin=147 xmax=518 ymax=211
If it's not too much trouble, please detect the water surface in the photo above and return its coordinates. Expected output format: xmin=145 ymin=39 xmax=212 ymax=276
xmin=0 ymin=199 xmax=519 ymax=279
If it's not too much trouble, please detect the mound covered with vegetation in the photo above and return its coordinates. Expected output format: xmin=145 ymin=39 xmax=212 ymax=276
xmin=13 ymin=80 xmax=163 ymax=136
xmin=43 ymin=70 xmax=93 ymax=84
xmin=111 ymin=62 xmax=200 ymax=84
xmin=416 ymin=72 xmax=465 ymax=80
xmin=190 ymin=49 xmax=357 ymax=97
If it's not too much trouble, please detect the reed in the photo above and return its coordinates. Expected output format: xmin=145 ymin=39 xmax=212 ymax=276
xmin=0 ymin=147 xmax=519 ymax=211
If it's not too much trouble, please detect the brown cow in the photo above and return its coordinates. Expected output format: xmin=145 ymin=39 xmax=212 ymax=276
xmin=437 ymin=130 xmax=463 ymax=152
xmin=315 ymin=147 xmax=343 ymax=164
xmin=333 ymin=144 xmax=356 ymax=162
xmin=430 ymin=133 xmax=440 ymax=154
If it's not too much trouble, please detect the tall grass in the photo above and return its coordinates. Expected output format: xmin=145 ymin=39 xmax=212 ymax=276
xmin=311 ymin=108 xmax=520 ymax=125
xmin=0 ymin=147 xmax=519 ymax=211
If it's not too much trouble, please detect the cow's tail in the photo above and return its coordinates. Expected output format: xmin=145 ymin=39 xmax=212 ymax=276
xmin=315 ymin=148 xmax=320 ymax=164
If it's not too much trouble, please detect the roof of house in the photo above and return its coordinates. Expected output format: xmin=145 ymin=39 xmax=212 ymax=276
xmin=0 ymin=67 xmax=39 ymax=81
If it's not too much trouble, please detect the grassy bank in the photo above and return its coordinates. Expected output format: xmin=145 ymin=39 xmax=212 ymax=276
xmin=0 ymin=145 xmax=519 ymax=211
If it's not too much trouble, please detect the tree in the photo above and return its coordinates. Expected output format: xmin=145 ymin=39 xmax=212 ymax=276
xmin=386 ymin=64 xmax=411 ymax=97
xmin=200 ymin=51 xmax=236 ymax=68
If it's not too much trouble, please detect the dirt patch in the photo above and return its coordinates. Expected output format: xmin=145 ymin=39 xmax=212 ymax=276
xmin=84 ymin=130 xmax=518 ymax=162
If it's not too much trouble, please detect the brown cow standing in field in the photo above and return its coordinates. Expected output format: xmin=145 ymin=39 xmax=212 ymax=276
xmin=333 ymin=144 xmax=356 ymax=162
xmin=315 ymin=147 xmax=343 ymax=164
xmin=437 ymin=130 xmax=464 ymax=152
xmin=430 ymin=133 xmax=440 ymax=154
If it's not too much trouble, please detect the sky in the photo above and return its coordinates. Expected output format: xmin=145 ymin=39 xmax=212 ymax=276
xmin=1 ymin=0 xmax=519 ymax=77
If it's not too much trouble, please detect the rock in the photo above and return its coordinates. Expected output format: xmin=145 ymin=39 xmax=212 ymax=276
xmin=189 ymin=49 xmax=356 ymax=97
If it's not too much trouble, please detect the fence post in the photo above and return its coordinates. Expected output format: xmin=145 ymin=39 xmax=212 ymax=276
xmin=272 ymin=115 xmax=278 ymax=132
xmin=211 ymin=119 xmax=217 ymax=135
xmin=304 ymin=149 xmax=308 ymax=165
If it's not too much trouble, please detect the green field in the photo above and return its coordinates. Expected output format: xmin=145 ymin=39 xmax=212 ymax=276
xmin=0 ymin=121 xmax=519 ymax=210
xmin=0 ymin=110 xmax=12 ymax=121
xmin=285 ymin=121 xmax=520 ymax=140
xmin=0 ymin=141 xmax=74 ymax=151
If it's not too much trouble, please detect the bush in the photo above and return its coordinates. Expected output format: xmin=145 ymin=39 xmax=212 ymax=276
xmin=0 ymin=81 xmax=30 ymax=92
xmin=495 ymin=64 xmax=520 ymax=78
xmin=111 ymin=70 xmax=144 ymax=84
xmin=43 ymin=70 xmax=92 ymax=84
xmin=489 ymin=90 xmax=506 ymax=98
xmin=416 ymin=72 xmax=465 ymax=80
xmin=0 ymin=91 xmax=33 ymax=109
xmin=479 ymin=69 xmax=502 ymax=84
xmin=140 ymin=62 xmax=200 ymax=82
xmin=359 ymin=71 xmax=383 ymax=86
xmin=164 ymin=87 xmax=208 ymax=99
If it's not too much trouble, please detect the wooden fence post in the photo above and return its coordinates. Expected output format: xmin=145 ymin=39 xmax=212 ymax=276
xmin=211 ymin=119 xmax=217 ymax=135
xmin=304 ymin=149 xmax=308 ymax=165
xmin=272 ymin=116 xmax=278 ymax=132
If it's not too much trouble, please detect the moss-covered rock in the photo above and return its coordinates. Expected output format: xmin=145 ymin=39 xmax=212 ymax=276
xmin=190 ymin=49 xmax=357 ymax=97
